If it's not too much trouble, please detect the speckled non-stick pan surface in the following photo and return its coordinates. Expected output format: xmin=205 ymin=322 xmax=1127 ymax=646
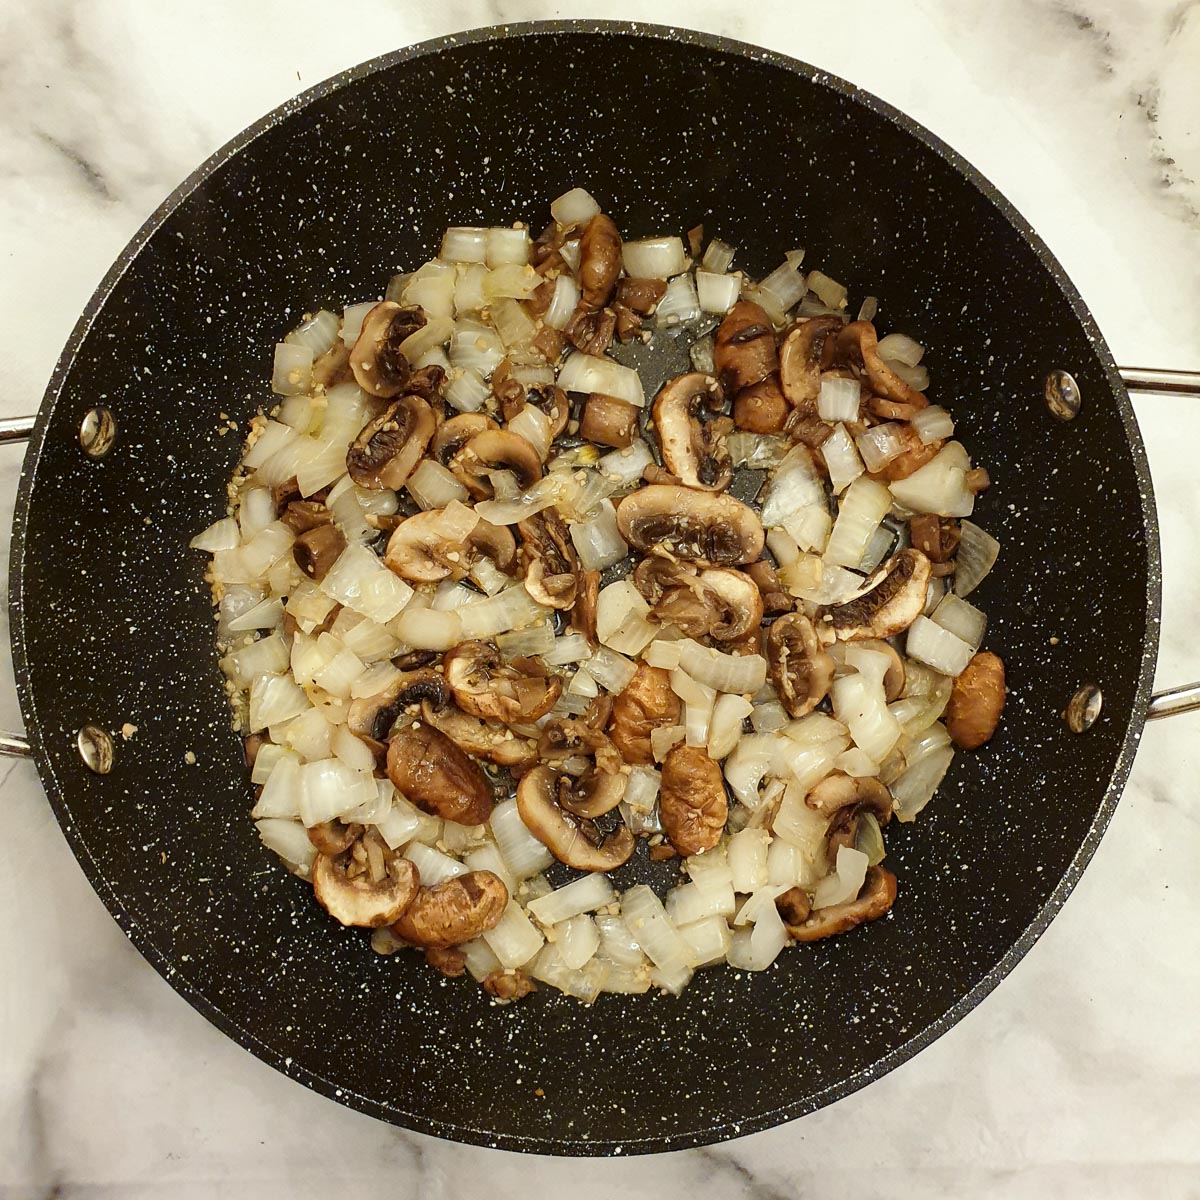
xmin=10 ymin=23 xmax=1158 ymax=1154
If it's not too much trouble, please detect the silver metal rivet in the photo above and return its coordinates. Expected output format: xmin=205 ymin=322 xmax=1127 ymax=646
xmin=76 ymin=724 xmax=115 ymax=774
xmin=1044 ymin=370 xmax=1082 ymax=421
xmin=80 ymin=407 xmax=117 ymax=458
xmin=1065 ymin=684 xmax=1102 ymax=733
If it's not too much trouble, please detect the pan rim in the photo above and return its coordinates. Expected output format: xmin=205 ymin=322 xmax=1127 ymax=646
xmin=8 ymin=20 xmax=1161 ymax=1156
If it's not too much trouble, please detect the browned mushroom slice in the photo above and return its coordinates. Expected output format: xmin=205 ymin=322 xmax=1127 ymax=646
xmin=806 ymin=773 xmax=894 ymax=823
xmin=580 ymin=394 xmax=640 ymax=449
xmin=386 ymin=720 xmax=494 ymax=825
xmin=516 ymin=766 xmax=635 ymax=871
xmin=279 ymin=499 xmax=332 ymax=534
xmin=631 ymin=556 xmax=696 ymax=605
xmin=555 ymin=769 xmax=627 ymax=820
xmin=421 ymin=701 xmax=538 ymax=770
xmin=348 ymin=668 xmax=449 ymax=763
xmin=659 ymin=744 xmax=727 ymax=856
xmin=745 ymin=559 xmax=794 ymax=615
xmin=765 ymin=612 xmax=834 ymax=718
xmin=383 ymin=508 xmax=475 ymax=583
xmin=616 ymin=485 xmax=764 ymax=566
xmin=565 ymin=304 xmax=617 ymax=357
xmin=312 ymin=851 xmax=420 ymax=928
xmin=425 ymin=946 xmax=468 ymax=977
xmin=392 ymin=871 xmax=509 ymax=948
xmin=836 ymin=321 xmax=928 ymax=409
xmin=652 ymin=372 xmax=733 ymax=492
xmin=292 ymin=522 xmax=347 ymax=582
xmin=909 ymin=514 xmax=961 ymax=563
xmin=431 ymin=413 xmax=500 ymax=465
xmin=945 ymin=651 xmax=1005 ymax=749
xmin=607 ymin=662 xmax=681 ymax=766
xmin=786 ymin=866 xmax=897 ymax=943
xmin=616 ymin=275 xmax=667 ymax=316
xmin=491 ymin=358 xmax=526 ymax=419
xmin=823 ymin=549 xmax=932 ymax=641
xmin=578 ymin=213 xmax=623 ymax=309
xmin=518 ymin=505 xmax=579 ymax=610
xmin=778 ymin=316 xmax=843 ymax=414
xmin=443 ymin=641 xmax=562 ymax=724
xmin=450 ymin=429 xmax=543 ymax=500
xmin=713 ymin=300 xmax=778 ymax=393
xmin=346 ymin=394 xmax=436 ymax=490
xmin=698 ymin=568 xmax=764 ymax=641
xmin=307 ymin=820 xmax=362 ymax=856
xmin=482 ymin=968 xmax=538 ymax=1000
xmin=775 ymin=886 xmax=811 ymax=927
xmin=570 ymin=568 xmax=600 ymax=642
xmin=732 ymin=374 xmax=790 ymax=433
xmin=349 ymin=302 xmax=426 ymax=398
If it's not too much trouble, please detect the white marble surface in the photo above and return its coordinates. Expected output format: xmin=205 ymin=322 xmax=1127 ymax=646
xmin=1 ymin=1 xmax=1198 ymax=1195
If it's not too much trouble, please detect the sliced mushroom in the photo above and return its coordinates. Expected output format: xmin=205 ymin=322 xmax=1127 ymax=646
xmin=778 ymin=316 xmax=843 ymax=414
xmin=468 ymin=519 xmax=518 ymax=572
xmin=909 ymin=514 xmax=961 ymax=563
xmin=765 ymin=612 xmax=835 ymax=717
xmin=386 ymin=720 xmax=494 ymax=825
xmin=421 ymin=700 xmax=538 ymax=769
xmin=425 ymin=946 xmax=468 ymax=977
xmin=823 ymin=549 xmax=932 ymax=641
xmin=580 ymin=394 xmax=640 ymax=449
xmin=346 ymin=394 xmax=436 ymax=490
xmin=578 ymin=213 xmax=622 ymax=309
xmin=491 ymin=358 xmax=527 ymax=419
xmin=613 ymin=276 xmax=667 ymax=341
xmin=836 ymin=321 xmax=928 ymax=409
xmin=279 ymin=499 xmax=333 ymax=534
xmin=450 ymin=429 xmax=543 ymax=499
xmin=714 ymin=301 xmax=778 ymax=394
xmin=517 ymin=505 xmax=579 ymax=609
xmin=632 ymin=556 xmax=696 ymax=606
xmin=349 ymin=302 xmax=427 ymax=398
xmin=565 ymin=304 xmax=617 ymax=357
xmin=538 ymin=716 xmax=622 ymax=775
xmin=607 ymin=662 xmax=681 ymax=766
xmin=698 ymin=569 xmax=764 ymax=641
xmin=616 ymin=485 xmax=765 ymax=566
xmin=482 ymin=969 xmax=538 ymax=1000
xmin=746 ymin=559 xmax=794 ymax=614
xmin=432 ymin=413 xmax=500 ymax=465
xmin=570 ymin=567 xmax=600 ymax=643
xmin=392 ymin=871 xmax=509 ymax=949
xmin=525 ymin=385 xmax=570 ymax=441
xmin=733 ymin=374 xmax=790 ymax=433
xmin=785 ymin=866 xmax=897 ymax=942
xmin=443 ymin=641 xmax=562 ymax=724
xmin=659 ymin=744 xmax=728 ymax=856
xmin=652 ymin=372 xmax=733 ymax=492
xmin=775 ymin=886 xmax=811 ymax=926
xmin=292 ymin=522 xmax=347 ymax=582
xmin=348 ymin=668 xmax=449 ymax=763
xmin=806 ymin=773 xmax=894 ymax=823
xmin=384 ymin=508 xmax=472 ymax=583
xmin=312 ymin=850 xmax=420 ymax=929
xmin=307 ymin=820 xmax=362 ymax=856
xmin=945 ymin=651 xmax=1005 ymax=749
xmin=877 ymin=439 xmax=943 ymax=482
xmin=516 ymin=765 xmax=636 ymax=870
xmin=555 ymin=769 xmax=627 ymax=820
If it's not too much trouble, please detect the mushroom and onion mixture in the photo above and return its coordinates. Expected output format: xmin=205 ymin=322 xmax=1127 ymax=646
xmin=195 ymin=188 xmax=1005 ymax=1002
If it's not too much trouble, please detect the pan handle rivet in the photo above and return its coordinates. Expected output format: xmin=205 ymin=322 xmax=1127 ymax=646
xmin=1065 ymin=683 xmax=1102 ymax=733
xmin=1044 ymin=370 xmax=1082 ymax=421
xmin=79 ymin=407 xmax=117 ymax=458
xmin=76 ymin=724 xmax=115 ymax=774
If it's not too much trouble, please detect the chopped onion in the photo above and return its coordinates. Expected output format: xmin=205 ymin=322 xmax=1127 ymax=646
xmin=483 ymin=901 xmax=545 ymax=968
xmin=237 ymin=488 xmax=277 ymax=539
xmin=886 ymin=359 xmax=929 ymax=390
xmin=836 ymin=747 xmax=880 ymax=778
xmin=570 ymin=503 xmax=628 ymax=572
xmin=667 ymin=881 xmax=735 ymax=926
xmin=905 ymin=615 xmax=974 ymax=677
xmin=696 ymin=270 xmax=741 ymax=314
xmin=528 ymin=873 xmax=616 ymax=926
xmin=857 ymin=295 xmax=879 ymax=322
xmin=782 ymin=504 xmax=831 ymax=554
xmin=542 ymin=633 xmax=592 ymax=667
xmin=190 ymin=517 xmax=240 ymax=553
xmin=728 ymin=432 xmax=788 ymax=469
xmin=340 ymin=300 xmax=378 ymax=347
xmin=550 ymin=187 xmax=600 ymax=228
xmin=857 ymin=520 xmax=899 ymax=575
xmin=723 ymin=734 xmax=782 ymax=806
xmin=622 ymin=236 xmax=688 ymax=280
xmin=248 ymin=674 xmax=309 ymax=733
xmin=806 ymin=269 xmax=848 ymax=310
xmin=596 ymin=581 xmax=655 ymax=655
xmin=285 ymin=310 xmax=341 ymax=358
xmin=276 ymin=394 xmax=317 ymax=434
xmin=270 ymin=342 xmax=313 ymax=396
xmin=531 ymin=942 xmax=609 ymax=1001
xmin=406 ymin=458 xmax=468 ymax=510
xmin=454 ymin=263 xmax=489 ymax=314
xmin=761 ymin=445 xmax=825 ymax=528
xmin=751 ymin=700 xmax=789 ymax=734
xmin=742 ymin=282 xmax=788 ymax=328
xmin=462 ymin=842 xmax=515 ymax=893
xmin=495 ymin=621 xmax=555 ymax=658
xmin=855 ymin=811 xmax=887 ymax=866
xmin=651 ymin=724 xmax=686 ymax=762
xmin=759 ymin=259 xmax=807 ymax=313
xmin=484 ymin=262 xmax=540 ymax=301
xmin=501 ymin=406 xmax=549 ymax=464
xmin=491 ymin=297 xmax=536 ymax=349
xmin=598 ymin=439 xmax=654 ymax=484
xmin=650 ymin=959 xmax=694 ymax=996
xmin=831 ymin=669 xmax=902 ymax=763
xmin=621 ymin=885 xmax=693 ymax=976
xmin=469 ymin=555 xmax=511 ymax=596
xmin=824 ymin=477 xmax=892 ymax=568
xmin=931 ymin=592 xmax=987 ymax=652
xmin=256 ymin=819 xmax=316 ymax=876
xmin=252 ymin=751 xmax=303 ymax=818
xmin=243 ymin=419 xmax=297 ymax=470
xmin=404 ymin=841 xmax=469 ymax=887
xmin=877 ymin=332 xmax=924 ymax=366
xmin=954 ymin=520 xmax=1000 ymax=597
xmin=677 ymin=640 xmax=767 ymax=695
xmin=403 ymin=261 xmax=457 ymax=318
xmin=888 ymin=442 xmax=974 ymax=518
xmin=391 ymin=606 xmax=464 ymax=651
xmin=817 ymin=375 xmax=861 ymax=423
xmin=708 ymin=693 xmax=753 ymax=759
xmin=892 ymin=725 xmax=955 ymax=821
xmin=855 ymin=422 xmax=909 ymax=472
xmin=813 ymin=845 xmax=869 ymax=909
xmin=556 ymin=915 xmax=601 ymax=970
xmin=822 ymin=424 xmax=865 ymax=494
xmin=450 ymin=319 xmax=506 ymax=375
xmin=912 ymin=405 xmax=954 ymax=444
xmin=728 ymin=827 xmax=770 ymax=893
xmin=587 ymin=645 xmax=638 ymax=694
xmin=643 ymin=639 xmax=683 ymax=671
xmin=321 ymin=543 xmax=414 ymax=624
xmin=771 ymin=784 xmax=832 ymax=866
xmin=676 ymin=916 xmax=731 ymax=967
xmin=227 ymin=596 xmax=283 ymax=633
xmin=766 ymin=837 xmax=810 ymax=888
xmin=298 ymin=757 xmax=376 ymax=826
xmin=689 ymin=334 xmax=715 ymax=373
xmin=725 ymin=904 xmax=788 ymax=971
xmin=398 ymin=315 xmax=454 ymax=362
xmin=557 ymin=351 xmax=645 ymax=407
xmin=441 ymin=227 xmax=488 ymax=263
xmin=766 ymin=528 xmax=801 ymax=568
xmin=490 ymin=798 xmax=554 ymax=880
xmin=544 ymin=273 xmax=580 ymax=330
xmin=473 ymin=471 xmax=572 ymax=526
xmin=656 ymin=273 xmax=702 ymax=327
xmin=458 ymin=584 xmax=547 ymax=639
xmin=701 ymin=238 xmax=736 ymax=273
xmin=624 ymin=765 xmax=661 ymax=813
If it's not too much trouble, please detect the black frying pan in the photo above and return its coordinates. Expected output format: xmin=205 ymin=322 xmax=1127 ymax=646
xmin=6 ymin=23 xmax=1197 ymax=1155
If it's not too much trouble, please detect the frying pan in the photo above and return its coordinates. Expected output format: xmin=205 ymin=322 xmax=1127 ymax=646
xmin=4 ymin=22 xmax=1199 ymax=1156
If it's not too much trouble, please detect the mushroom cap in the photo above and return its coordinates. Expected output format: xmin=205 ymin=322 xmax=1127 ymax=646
xmin=823 ymin=548 xmax=932 ymax=641
xmin=292 ymin=522 xmax=347 ymax=582
xmin=307 ymin=820 xmax=362 ymax=856
xmin=349 ymin=301 xmax=426 ymax=398
xmin=713 ymin=300 xmax=778 ymax=393
xmin=945 ymin=651 xmax=1006 ymax=750
xmin=659 ymin=744 xmax=728 ymax=856
xmin=732 ymin=374 xmax=790 ymax=433
xmin=616 ymin=485 xmax=764 ymax=566
xmin=392 ymin=871 xmax=509 ymax=949
xmin=607 ymin=662 xmax=680 ymax=766
xmin=518 ymin=505 xmax=579 ymax=610
xmin=652 ymin=372 xmax=732 ymax=492
xmin=346 ymin=393 xmax=436 ymax=491
xmin=383 ymin=508 xmax=472 ymax=583
xmin=556 ymin=769 xmax=627 ymax=820
xmin=632 ymin=556 xmax=696 ymax=606
xmin=443 ymin=641 xmax=562 ymax=724
xmin=386 ymin=720 xmax=494 ymax=825
xmin=312 ymin=852 xmax=420 ymax=929
xmin=580 ymin=393 xmax=639 ymax=449
xmin=785 ymin=865 xmax=897 ymax=943
xmin=578 ymin=212 xmax=623 ymax=309
xmin=778 ymin=316 xmax=843 ymax=413
xmin=421 ymin=700 xmax=539 ymax=769
xmin=516 ymin=766 xmax=636 ymax=871
xmin=450 ymin=429 xmax=544 ymax=499
xmin=432 ymin=413 xmax=499 ymax=465
xmin=347 ymin=668 xmax=449 ymax=763
xmin=805 ymin=772 xmax=894 ymax=823
xmin=765 ymin=612 xmax=835 ymax=718
xmin=570 ymin=568 xmax=600 ymax=642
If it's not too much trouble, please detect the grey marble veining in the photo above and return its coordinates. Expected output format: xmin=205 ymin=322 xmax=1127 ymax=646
xmin=0 ymin=2 xmax=1198 ymax=1196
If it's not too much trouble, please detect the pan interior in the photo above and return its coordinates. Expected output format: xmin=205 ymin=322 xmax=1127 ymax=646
xmin=10 ymin=25 xmax=1156 ymax=1154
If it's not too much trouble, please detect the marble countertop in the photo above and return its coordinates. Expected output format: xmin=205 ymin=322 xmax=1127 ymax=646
xmin=2 ymin=2 xmax=1198 ymax=1196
